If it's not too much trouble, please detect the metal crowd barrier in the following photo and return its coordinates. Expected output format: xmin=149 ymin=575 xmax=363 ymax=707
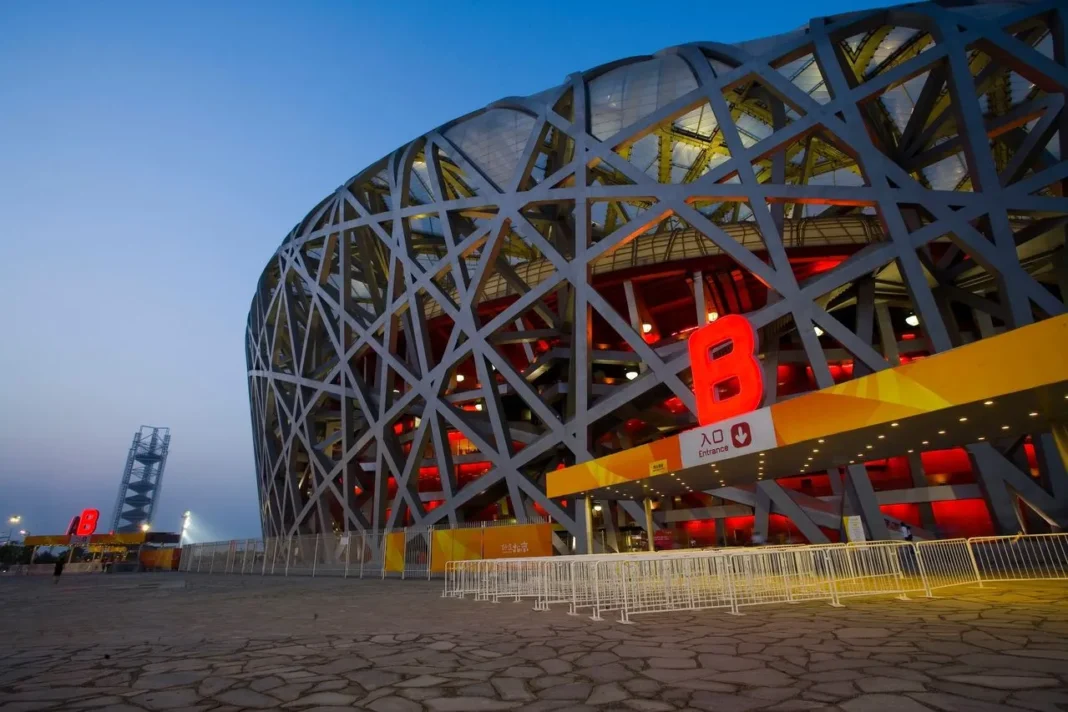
xmin=180 ymin=532 xmax=404 ymax=579
xmin=443 ymin=534 xmax=1068 ymax=624
xmin=179 ymin=531 xmax=1068 ymax=613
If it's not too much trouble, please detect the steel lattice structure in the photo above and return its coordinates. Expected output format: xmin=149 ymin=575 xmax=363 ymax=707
xmin=110 ymin=425 xmax=172 ymax=534
xmin=247 ymin=0 xmax=1068 ymax=547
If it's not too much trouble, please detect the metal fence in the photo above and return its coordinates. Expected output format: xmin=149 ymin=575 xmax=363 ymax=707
xmin=179 ymin=527 xmax=439 ymax=579
xmin=181 ymin=518 xmax=556 ymax=580
xmin=179 ymin=530 xmax=1068 ymax=615
xmin=443 ymin=534 xmax=1068 ymax=624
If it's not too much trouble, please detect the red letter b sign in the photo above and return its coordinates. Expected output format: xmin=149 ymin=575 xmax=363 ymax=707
xmin=688 ymin=315 xmax=764 ymax=426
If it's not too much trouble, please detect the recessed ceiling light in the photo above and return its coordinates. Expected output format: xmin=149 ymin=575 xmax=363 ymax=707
xmin=938 ymin=430 xmax=946 ymax=435
xmin=878 ymin=435 xmax=885 ymax=440
xmin=807 ymin=457 xmax=813 ymax=461
xmin=984 ymin=400 xmax=994 ymax=406
xmin=759 ymin=453 xmax=765 ymax=457
xmin=1002 ymin=425 xmax=1010 ymax=430
xmin=865 ymin=445 xmax=873 ymax=449
xmin=907 ymin=449 xmax=914 ymax=453
xmin=977 ymin=436 xmax=986 ymax=441
xmin=922 ymin=440 xmax=929 ymax=445
xmin=890 ymin=422 xmax=899 ymax=428
xmin=959 ymin=417 xmax=968 ymax=422
xmin=812 ymin=448 xmax=819 ymax=453
xmin=818 ymin=439 xmax=825 ymax=444
xmin=1029 ymin=412 xmax=1039 ymax=417
xmin=849 ymin=460 xmax=855 ymax=464
xmin=857 ymin=453 xmax=864 ymax=457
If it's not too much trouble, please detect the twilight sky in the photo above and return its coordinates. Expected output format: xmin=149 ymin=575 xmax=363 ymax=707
xmin=0 ymin=0 xmax=888 ymax=541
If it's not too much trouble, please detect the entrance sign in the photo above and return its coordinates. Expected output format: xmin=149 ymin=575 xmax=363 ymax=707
xmin=679 ymin=407 xmax=776 ymax=468
xmin=688 ymin=315 xmax=764 ymax=426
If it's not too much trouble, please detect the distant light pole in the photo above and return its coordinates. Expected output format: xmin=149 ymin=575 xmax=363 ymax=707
xmin=180 ymin=511 xmax=191 ymax=544
xmin=7 ymin=515 xmax=21 ymax=542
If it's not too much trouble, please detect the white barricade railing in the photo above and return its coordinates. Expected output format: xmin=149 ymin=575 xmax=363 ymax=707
xmin=826 ymin=541 xmax=910 ymax=602
xmin=968 ymin=533 xmax=1068 ymax=582
xmin=913 ymin=538 xmax=981 ymax=593
xmin=726 ymin=546 xmax=837 ymax=612
xmin=180 ymin=531 xmax=1068 ymax=613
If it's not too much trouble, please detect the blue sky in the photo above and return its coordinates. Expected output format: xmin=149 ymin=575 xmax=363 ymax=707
xmin=0 ymin=0 xmax=889 ymax=540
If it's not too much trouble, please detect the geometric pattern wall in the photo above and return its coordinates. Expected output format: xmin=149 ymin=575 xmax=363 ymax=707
xmin=247 ymin=0 xmax=1068 ymax=543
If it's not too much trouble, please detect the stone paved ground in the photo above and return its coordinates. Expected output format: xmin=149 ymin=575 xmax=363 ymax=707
xmin=1 ymin=575 xmax=1067 ymax=711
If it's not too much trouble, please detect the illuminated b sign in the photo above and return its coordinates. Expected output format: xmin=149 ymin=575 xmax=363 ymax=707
xmin=688 ymin=315 xmax=764 ymax=426
xmin=66 ymin=508 xmax=101 ymax=537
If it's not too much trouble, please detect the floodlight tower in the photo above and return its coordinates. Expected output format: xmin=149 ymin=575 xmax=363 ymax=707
xmin=110 ymin=426 xmax=172 ymax=533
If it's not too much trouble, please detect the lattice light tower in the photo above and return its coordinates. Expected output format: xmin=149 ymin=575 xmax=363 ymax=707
xmin=110 ymin=426 xmax=172 ymax=533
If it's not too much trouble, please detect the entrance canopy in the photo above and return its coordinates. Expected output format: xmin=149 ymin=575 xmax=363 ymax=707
xmin=24 ymin=532 xmax=181 ymax=547
xmin=547 ymin=316 xmax=1068 ymax=502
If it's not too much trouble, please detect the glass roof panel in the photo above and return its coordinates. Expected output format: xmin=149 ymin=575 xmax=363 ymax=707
xmin=443 ymin=109 xmax=537 ymax=191
xmin=589 ymin=56 xmax=698 ymax=141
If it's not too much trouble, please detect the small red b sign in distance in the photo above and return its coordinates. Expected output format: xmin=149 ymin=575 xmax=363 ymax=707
xmin=75 ymin=508 xmax=100 ymax=536
xmin=688 ymin=315 xmax=764 ymax=426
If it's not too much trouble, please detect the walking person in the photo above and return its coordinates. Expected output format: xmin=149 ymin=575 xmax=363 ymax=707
xmin=900 ymin=523 xmax=914 ymax=542
xmin=53 ymin=557 xmax=65 ymax=584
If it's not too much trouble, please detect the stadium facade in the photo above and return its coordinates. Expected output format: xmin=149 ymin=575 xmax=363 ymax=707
xmin=247 ymin=0 xmax=1068 ymax=551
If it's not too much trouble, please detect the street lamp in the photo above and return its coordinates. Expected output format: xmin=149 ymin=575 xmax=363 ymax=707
xmin=7 ymin=516 xmax=21 ymax=542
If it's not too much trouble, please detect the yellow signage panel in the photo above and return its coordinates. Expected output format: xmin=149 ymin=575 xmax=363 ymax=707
xmin=384 ymin=532 xmax=406 ymax=573
xmin=430 ymin=528 xmax=483 ymax=573
xmin=23 ymin=535 xmax=71 ymax=546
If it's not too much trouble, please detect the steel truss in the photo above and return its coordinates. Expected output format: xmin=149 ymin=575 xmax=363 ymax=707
xmin=247 ymin=1 xmax=1068 ymax=546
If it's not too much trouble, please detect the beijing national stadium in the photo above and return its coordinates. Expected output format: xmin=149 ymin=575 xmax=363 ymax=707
xmin=246 ymin=0 xmax=1068 ymax=553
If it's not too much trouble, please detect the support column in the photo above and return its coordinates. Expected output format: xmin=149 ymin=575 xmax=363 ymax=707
xmin=875 ymin=304 xmax=900 ymax=366
xmin=643 ymin=498 xmax=655 ymax=552
xmin=693 ymin=271 xmax=710 ymax=324
xmin=845 ymin=464 xmax=891 ymax=540
xmin=1052 ymin=422 xmax=1068 ymax=486
xmin=603 ymin=502 xmax=621 ymax=553
xmin=906 ymin=451 xmax=938 ymax=534
xmin=623 ymin=280 xmax=647 ymax=374
xmin=753 ymin=485 xmax=771 ymax=543
xmin=756 ymin=480 xmax=831 ymax=544
xmin=578 ymin=495 xmax=594 ymax=555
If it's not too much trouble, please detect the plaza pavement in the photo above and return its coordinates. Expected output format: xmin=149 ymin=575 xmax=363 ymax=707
xmin=1 ymin=574 xmax=1067 ymax=711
